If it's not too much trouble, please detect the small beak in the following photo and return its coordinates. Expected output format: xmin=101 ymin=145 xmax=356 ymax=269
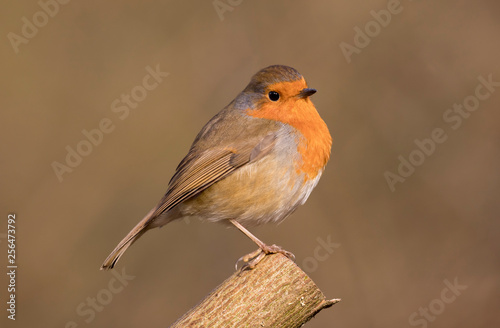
xmin=298 ymin=88 xmax=317 ymax=99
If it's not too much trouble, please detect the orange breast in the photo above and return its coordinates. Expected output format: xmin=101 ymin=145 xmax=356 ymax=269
xmin=247 ymin=91 xmax=332 ymax=180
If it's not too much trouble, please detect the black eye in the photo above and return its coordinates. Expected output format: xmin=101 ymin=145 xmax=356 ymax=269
xmin=268 ymin=91 xmax=280 ymax=101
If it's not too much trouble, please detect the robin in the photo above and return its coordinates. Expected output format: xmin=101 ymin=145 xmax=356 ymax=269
xmin=101 ymin=65 xmax=332 ymax=270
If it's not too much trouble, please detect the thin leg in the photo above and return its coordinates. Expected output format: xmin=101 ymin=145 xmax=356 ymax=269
xmin=230 ymin=219 xmax=295 ymax=270
xmin=229 ymin=219 xmax=268 ymax=250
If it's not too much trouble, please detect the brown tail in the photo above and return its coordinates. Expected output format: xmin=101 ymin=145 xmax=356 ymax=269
xmin=100 ymin=208 xmax=156 ymax=270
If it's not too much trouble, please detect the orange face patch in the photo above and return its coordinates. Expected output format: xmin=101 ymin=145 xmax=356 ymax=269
xmin=247 ymin=80 xmax=332 ymax=180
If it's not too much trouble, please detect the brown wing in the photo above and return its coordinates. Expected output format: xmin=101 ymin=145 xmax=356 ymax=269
xmin=150 ymin=132 xmax=277 ymax=219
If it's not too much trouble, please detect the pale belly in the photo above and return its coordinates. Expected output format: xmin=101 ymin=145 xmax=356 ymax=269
xmin=177 ymin=153 xmax=322 ymax=227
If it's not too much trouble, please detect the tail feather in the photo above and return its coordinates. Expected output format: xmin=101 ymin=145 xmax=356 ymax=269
xmin=100 ymin=208 xmax=156 ymax=270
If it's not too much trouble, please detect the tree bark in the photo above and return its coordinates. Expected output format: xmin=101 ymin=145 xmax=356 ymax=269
xmin=169 ymin=252 xmax=340 ymax=327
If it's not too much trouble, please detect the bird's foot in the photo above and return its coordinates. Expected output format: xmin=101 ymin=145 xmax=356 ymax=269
xmin=260 ymin=244 xmax=295 ymax=260
xmin=235 ymin=245 xmax=295 ymax=271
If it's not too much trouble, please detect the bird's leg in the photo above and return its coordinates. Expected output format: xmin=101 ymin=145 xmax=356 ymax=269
xmin=230 ymin=219 xmax=295 ymax=270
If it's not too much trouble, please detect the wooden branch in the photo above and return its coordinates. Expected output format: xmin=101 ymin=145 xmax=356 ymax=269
xmin=170 ymin=252 xmax=340 ymax=327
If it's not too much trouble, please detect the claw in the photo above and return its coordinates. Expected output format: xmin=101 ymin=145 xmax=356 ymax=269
xmin=234 ymin=245 xmax=295 ymax=271
xmin=235 ymin=248 xmax=264 ymax=271
xmin=261 ymin=244 xmax=295 ymax=261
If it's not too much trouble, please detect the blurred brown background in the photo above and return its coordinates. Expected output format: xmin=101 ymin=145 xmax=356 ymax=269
xmin=1 ymin=1 xmax=499 ymax=327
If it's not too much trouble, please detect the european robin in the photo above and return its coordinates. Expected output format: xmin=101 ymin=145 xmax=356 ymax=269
xmin=101 ymin=65 xmax=332 ymax=270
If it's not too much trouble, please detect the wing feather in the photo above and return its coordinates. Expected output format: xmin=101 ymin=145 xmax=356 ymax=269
xmin=149 ymin=135 xmax=275 ymax=220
